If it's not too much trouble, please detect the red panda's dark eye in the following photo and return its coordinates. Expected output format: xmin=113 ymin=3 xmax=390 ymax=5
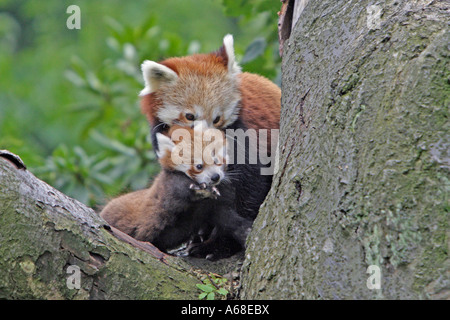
xmin=213 ymin=116 xmax=221 ymax=124
xmin=186 ymin=113 xmax=195 ymax=121
xmin=195 ymin=164 xmax=203 ymax=171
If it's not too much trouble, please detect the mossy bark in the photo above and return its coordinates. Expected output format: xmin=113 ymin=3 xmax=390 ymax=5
xmin=241 ymin=0 xmax=449 ymax=299
xmin=0 ymin=154 xmax=202 ymax=299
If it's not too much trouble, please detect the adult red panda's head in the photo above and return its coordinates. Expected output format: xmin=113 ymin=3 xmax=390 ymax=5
xmin=140 ymin=35 xmax=241 ymax=130
xmin=156 ymin=124 xmax=228 ymax=186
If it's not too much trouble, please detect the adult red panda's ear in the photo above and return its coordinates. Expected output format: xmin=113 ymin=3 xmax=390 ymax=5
xmin=139 ymin=60 xmax=178 ymax=96
xmin=215 ymin=34 xmax=241 ymax=77
xmin=155 ymin=133 xmax=175 ymax=159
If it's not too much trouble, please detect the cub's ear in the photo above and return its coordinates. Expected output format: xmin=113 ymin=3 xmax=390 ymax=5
xmin=215 ymin=34 xmax=241 ymax=77
xmin=155 ymin=133 xmax=175 ymax=158
xmin=139 ymin=60 xmax=178 ymax=96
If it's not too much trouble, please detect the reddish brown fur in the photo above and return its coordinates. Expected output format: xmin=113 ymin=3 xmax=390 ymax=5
xmin=238 ymin=72 xmax=280 ymax=131
xmin=100 ymin=174 xmax=168 ymax=242
xmin=140 ymin=93 xmax=161 ymax=127
xmin=161 ymin=54 xmax=228 ymax=77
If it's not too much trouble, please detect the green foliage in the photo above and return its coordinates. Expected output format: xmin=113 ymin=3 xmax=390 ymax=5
xmin=196 ymin=273 xmax=228 ymax=300
xmin=222 ymin=0 xmax=280 ymax=19
xmin=221 ymin=0 xmax=281 ymax=82
xmin=0 ymin=0 xmax=280 ymax=207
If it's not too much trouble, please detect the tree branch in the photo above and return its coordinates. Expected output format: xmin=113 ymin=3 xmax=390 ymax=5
xmin=0 ymin=151 xmax=200 ymax=299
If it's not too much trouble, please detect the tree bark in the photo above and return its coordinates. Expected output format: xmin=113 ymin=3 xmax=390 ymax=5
xmin=0 ymin=151 xmax=204 ymax=299
xmin=241 ymin=0 xmax=449 ymax=299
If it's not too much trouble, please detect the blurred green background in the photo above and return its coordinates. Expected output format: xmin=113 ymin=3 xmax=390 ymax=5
xmin=0 ymin=0 xmax=281 ymax=208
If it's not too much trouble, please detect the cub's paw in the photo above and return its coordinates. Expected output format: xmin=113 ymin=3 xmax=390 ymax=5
xmin=189 ymin=183 xmax=220 ymax=200
xmin=186 ymin=242 xmax=216 ymax=260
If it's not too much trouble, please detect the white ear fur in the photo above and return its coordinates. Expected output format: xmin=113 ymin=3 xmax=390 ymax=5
xmin=223 ymin=34 xmax=241 ymax=76
xmin=139 ymin=60 xmax=178 ymax=96
xmin=155 ymin=133 xmax=175 ymax=158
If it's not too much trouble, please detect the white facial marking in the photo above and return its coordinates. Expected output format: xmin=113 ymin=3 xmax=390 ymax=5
xmin=222 ymin=100 xmax=240 ymax=127
xmin=193 ymin=105 xmax=204 ymax=120
xmin=157 ymin=105 xmax=181 ymax=124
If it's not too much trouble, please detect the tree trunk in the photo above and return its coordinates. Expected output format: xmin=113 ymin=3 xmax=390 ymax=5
xmin=0 ymin=151 xmax=206 ymax=299
xmin=241 ymin=0 xmax=449 ymax=299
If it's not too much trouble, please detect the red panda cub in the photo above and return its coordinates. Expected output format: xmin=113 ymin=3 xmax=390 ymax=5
xmin=139 ymin=35 xmax=281 ymax=223
xmin=101 ymin=125 xmax=252 ymax=259
xmin=100 ymin=124 xmax=229 ymax=253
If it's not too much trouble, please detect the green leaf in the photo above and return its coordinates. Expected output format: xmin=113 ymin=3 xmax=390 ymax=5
xmin=64 ymin=70 xmax=86 ymax=88
xmin=207 ymin=292 xmax=215 ymax=300
xmin=86 ymin=72 xmax=103 ymax=92
xmin=241 ymin=37 xmax=266 ymax=64
xmin=91 ymin=131 xmax=137 ymax=156
xmin=222 ymin=0 xmax=252 ymax=17
xmin=217 ymin=288 xmax=228 ymax=296
xmin=196 ymin=284 xmax=214 ymax=293
xmin=198 ymin=292 xmax=208 ymax=300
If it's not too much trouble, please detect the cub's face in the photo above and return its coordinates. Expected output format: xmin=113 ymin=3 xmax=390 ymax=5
xmin=140 ymin=35 xmax=242 ymax=130
xmin=156 ymin=125 xmax=228 ymax=187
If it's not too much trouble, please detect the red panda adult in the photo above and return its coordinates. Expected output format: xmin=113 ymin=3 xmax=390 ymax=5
xmin=100 ymin=125 xmax=252 ymax=257
xmin=139 ymin=35 xmax=280 ymax=135
xmin=139 ymin=35 xmax=281 ymax=222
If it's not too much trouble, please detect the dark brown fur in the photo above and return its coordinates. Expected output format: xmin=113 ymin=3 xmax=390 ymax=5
xmin=100 ymin=170 xmax=211 ymax=252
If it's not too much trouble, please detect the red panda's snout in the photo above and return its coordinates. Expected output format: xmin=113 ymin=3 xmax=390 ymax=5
xmin=189 ymin=164 xmax=226 ymax=187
